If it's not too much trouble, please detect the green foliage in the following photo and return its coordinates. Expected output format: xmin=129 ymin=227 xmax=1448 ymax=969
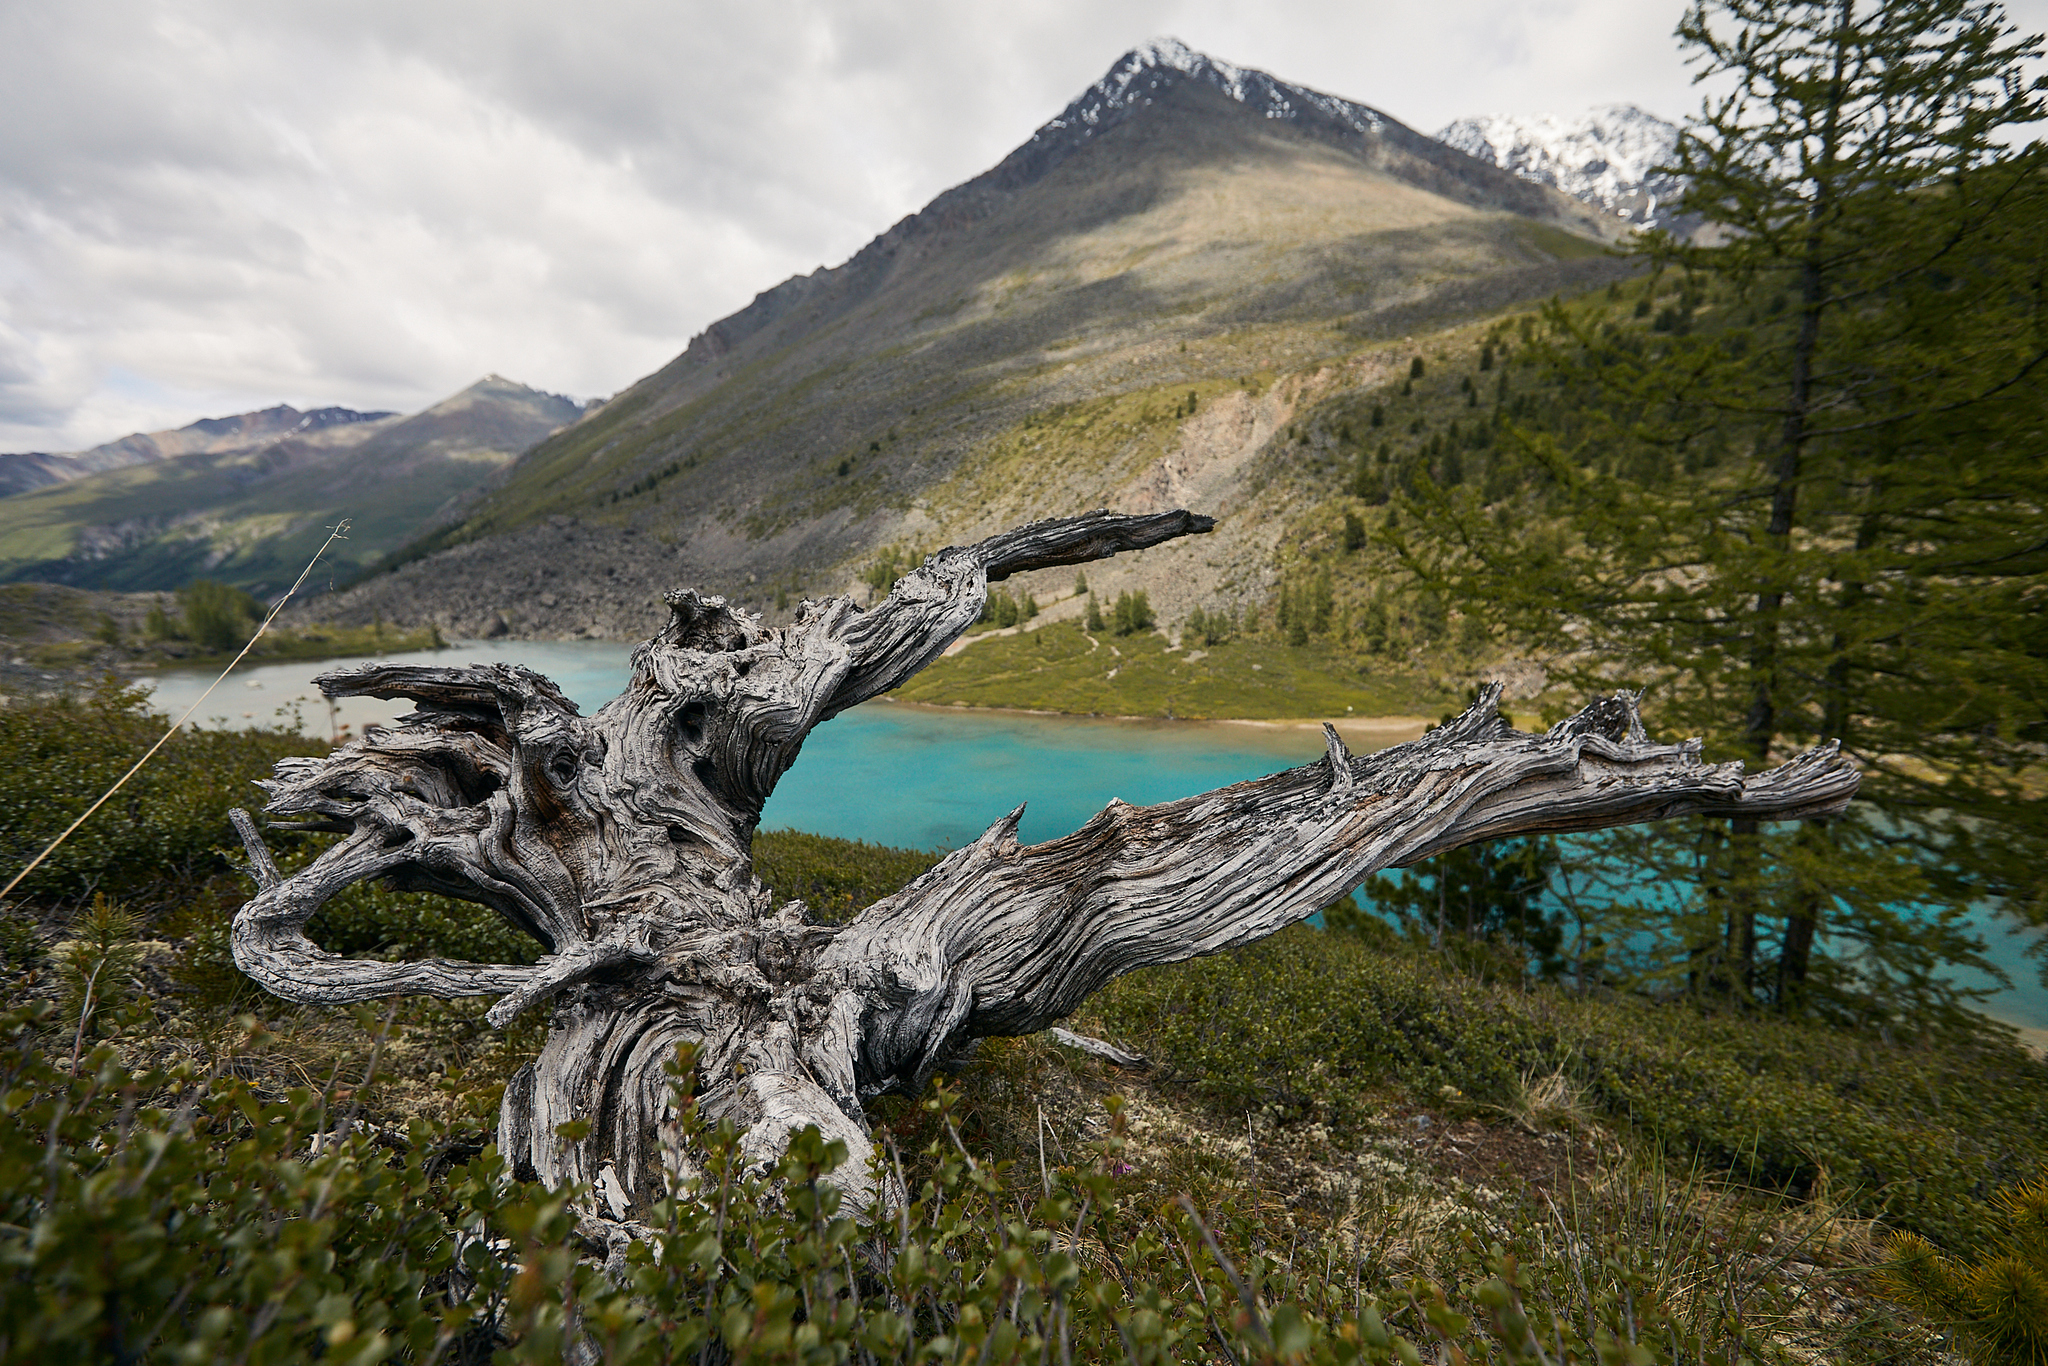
xmin=1274 ymin=571 xmax=1333 ymax=646
xmin=979 ymin=588 xmax=1022 ymax=629
xmin=0 ymin=1005 xmax=525 ymax=1364
xmin=143 ymin=597 xmax=175 ymax=640
xmin=175 ymin=579 xmax=265 ymax=653
xmin=298 ymin=860 xmax=543 ymax=967
xmin=1349 ymin=837 xmax=1564 ymax=974
xmin=1083 ymin=591 xmax=1104 ymax=632
xmin=0 ymin=1003 xmax=1810 ymax=1364
xmin=750 ymin=829 xmax=939 ymax=923
xmin=1387 ymin=0 xmax=2048 ymax=1021
xmin=0 ymin=678 xmax=319 ymax=914
xmin=1110 ymin=589 xmax=1154 ymax=637
xmin=862 ymin=545 xmax=917 ymax=598
xmin=1341 ymin=511 xmax=1367 ymax=552
xmin=1089 ymin=924 xmax=2048 ymax=1250
xmin=1881 ymin=1165 xmax=2048 ymax=1365
xmin=51 ymin=894 xmax=147 ymax=1050
xmin=1183 ymin=605 xmax=1232 ymax=648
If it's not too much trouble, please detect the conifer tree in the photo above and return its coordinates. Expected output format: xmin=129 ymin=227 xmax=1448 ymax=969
xmin=1390 ymin=0 xmax=2048 ymax=1027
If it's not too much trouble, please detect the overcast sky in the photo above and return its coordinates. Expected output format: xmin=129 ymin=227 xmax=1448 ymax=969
xmin=3 ymin=0 xmax=2044 ymax=452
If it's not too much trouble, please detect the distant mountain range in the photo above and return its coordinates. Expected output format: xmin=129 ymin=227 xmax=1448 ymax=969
xmin=1434 ymin=105 xmax=1685 ymax=229
xmin=3 ymin=42 xmax=1684 ymax=640
xmin=321 ymin=38 xmax=1634 ymax=644
xmin=0 ymin=377 xmax=584 ymax=595
xmin=0 ymin=405 xmax=396 ymax=499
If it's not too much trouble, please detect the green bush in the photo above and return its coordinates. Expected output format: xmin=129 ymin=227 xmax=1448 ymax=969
xmin=1881 ymin=1165 xmax=2048 ymax=1365
xmin=751 ymin=830 xmax=938 ymax=923
xmin=0 ymin=1006 xmax=508 ymax=1363
xmin=0 ymin=1005 xmax=1767 ymax=1364
xmin=1111 ymin=589 xmax=1154 ymax=636
xmin=0 ymin=678 xmax=320 ymax=915
xmin=1087 ymin=926 xmax=2048 ymax=1251
xmin=176 ymin=580 xmax=266 ymax=653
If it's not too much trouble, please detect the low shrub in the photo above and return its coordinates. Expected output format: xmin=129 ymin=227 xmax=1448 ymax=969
xmin=1087 ymin=925 xmax=2048 ymax=1250
xmin=0 ymin=678 xmax=319 ymax=915
xmin=1880 ymin=1164 xmax=2048 ymax=1365
xmin=0 ymin=1004 xmax=1786 ymax=1364
xmin=750 ymin=830 xmax=939 ymax=924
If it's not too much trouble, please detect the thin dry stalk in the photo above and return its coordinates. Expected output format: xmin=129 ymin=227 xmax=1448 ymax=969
xmin=0 ymin=520 xmax=351 ymax=903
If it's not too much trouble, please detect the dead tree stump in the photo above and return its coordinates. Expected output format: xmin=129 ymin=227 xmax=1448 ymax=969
xmin=229 ymin=510 xmax=1857 ymax=1218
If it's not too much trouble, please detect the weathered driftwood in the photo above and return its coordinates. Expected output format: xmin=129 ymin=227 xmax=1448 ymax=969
xmin=230 ymin=509 xmax=1857 ymax=1218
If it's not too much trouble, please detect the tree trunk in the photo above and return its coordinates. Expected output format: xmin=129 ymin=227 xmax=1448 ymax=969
xmin=230 ymin=510 xmax=1857 ymax=1219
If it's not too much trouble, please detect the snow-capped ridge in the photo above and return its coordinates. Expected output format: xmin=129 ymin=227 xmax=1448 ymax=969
xmin=1037 ymin=36 xmax=1387 ymax=143
xmin=1434 ymin=105 xmax=1684 ymax=226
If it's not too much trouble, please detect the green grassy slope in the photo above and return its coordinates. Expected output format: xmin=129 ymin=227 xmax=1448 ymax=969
xmin=377 ymin=81 xmax=1627 ymax=594
xmin=890 ymin=617 xmax=1455 ymax=719
xmin=0 ymin=377 xmax=578 ymax=596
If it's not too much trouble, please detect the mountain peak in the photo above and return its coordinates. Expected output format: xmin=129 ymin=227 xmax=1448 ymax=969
xmin=1044 ymin=37 xmax=1388 ymax=143
xmin=1434 ymin=105 xmax=1684 ymax=226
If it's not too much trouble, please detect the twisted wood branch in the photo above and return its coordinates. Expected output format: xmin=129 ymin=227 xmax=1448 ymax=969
xmin=225 ymin=508 xmax=1855 ymax=1217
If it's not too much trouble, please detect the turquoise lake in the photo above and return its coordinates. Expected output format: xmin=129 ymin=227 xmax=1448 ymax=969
xmin=143 ymin=638 xmax=2048 ymax=1034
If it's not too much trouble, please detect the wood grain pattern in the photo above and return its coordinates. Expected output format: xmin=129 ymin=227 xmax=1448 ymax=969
xmin=229 ymin=509 xmax=1855 ymax=1218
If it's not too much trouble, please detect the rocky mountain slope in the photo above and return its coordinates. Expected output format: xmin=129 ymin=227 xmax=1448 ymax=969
xmin=1434 ymin=105 xmax=1685 ymax=229
xmin=317 ymin=41 xmax=1632 ymax=644
xmin=0 ymin=405 xmax=394 ymax=498
xmin=0 ymin=376 xmax=581 ymax=596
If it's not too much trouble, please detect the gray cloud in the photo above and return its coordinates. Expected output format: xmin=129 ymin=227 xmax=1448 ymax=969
xmin=3 ymin=0 xmax=2042 ymax=449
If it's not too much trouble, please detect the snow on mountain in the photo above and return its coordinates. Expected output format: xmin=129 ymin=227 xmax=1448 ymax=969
xmin=1038 ymin=36 xmax=1390 ymax=145
xmin=1435 ymin=106 xmax=1684 ymax=227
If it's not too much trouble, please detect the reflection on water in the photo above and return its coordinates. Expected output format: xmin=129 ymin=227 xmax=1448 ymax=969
xmin=139 ymin=639 xmax=1333 ymax=852
xmin=139 ymin=639 xmax=637 ymax=742
xmin=142 ymin=638 xmax=2046 ymax=1033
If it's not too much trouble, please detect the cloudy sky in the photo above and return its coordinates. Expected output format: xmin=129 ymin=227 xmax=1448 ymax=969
xmin=3 ymin=0 xmax=2043 ymax=452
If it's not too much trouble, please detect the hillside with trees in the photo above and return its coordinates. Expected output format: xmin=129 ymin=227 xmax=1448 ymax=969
xmin=3 ymin=2 xmax=2046 ymax=1363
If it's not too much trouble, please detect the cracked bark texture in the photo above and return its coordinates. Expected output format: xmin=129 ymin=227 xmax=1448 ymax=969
xmin=230 ymin=509 xmax=1858 ymax=1219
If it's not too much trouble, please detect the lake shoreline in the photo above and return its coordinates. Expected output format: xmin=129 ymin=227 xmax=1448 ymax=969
xmin=139 ymin=639 xmax=2048 ymax=1038
xmin=873 ymin=693 xmax=1437 ymax=749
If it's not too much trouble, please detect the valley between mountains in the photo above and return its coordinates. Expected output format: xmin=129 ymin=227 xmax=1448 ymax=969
xmin=292 ymin=40 xmax=1642 ymax=718
xmin=4 ymin=39 xmax=1653 ymax=721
